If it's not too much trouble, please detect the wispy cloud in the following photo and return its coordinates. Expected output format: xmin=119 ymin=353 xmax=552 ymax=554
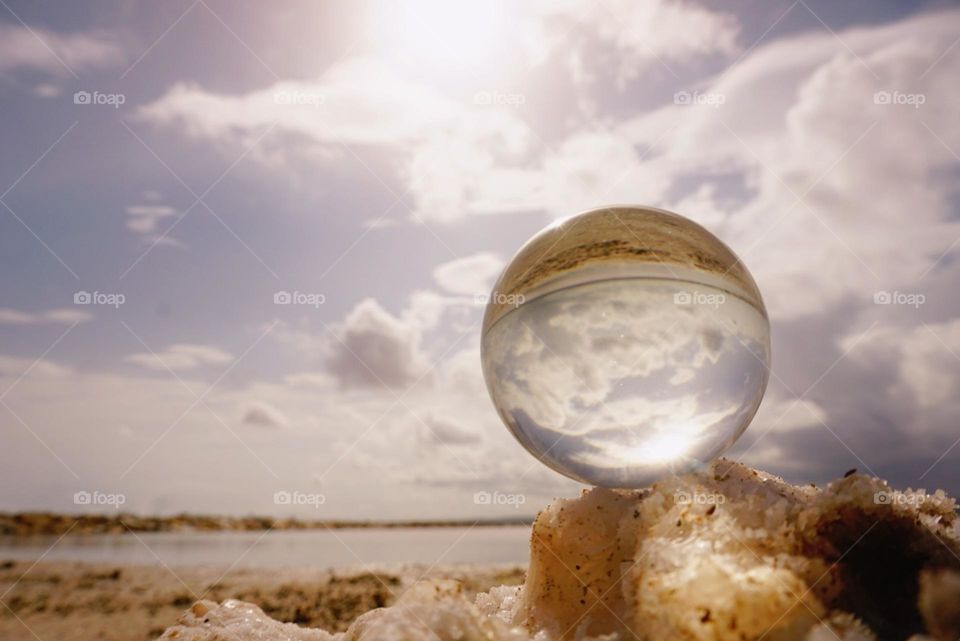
xmin=125 ymin=344 xmax=233 ymax=372
xmin=0 ymin=308 xmax=92 ymax=325
xmin=0 ymin=23 xmax=123 ymax=76
xmin=124 ymin=203 xmax=184 ymax=248
xmin=432 ymin=252 xmax=503 ymax=296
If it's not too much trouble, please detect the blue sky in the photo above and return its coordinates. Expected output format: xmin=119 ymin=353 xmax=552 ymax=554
xmin=1 ymin=0 xmax=959 ymax=518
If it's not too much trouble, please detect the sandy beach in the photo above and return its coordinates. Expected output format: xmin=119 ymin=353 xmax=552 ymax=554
xmin=0 ymin=559 xmax=525 ymax=641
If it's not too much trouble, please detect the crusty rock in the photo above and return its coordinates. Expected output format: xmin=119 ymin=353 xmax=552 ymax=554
xmin=516 ymin=486 xmax=643 ymax=639
xmin=159 ymin=581 xmax=527 ymax=641
xmin=157 ymin=460 xmax=960 ymax=641
xmin=159 ymin=599 xmax=334 ymax=640
xmin=344 ymin=580 xmax=528 ymax=641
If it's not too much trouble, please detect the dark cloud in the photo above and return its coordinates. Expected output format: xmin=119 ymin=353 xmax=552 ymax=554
xmin=420 ymin=414 xmax=482 ymax=446
xmin=241 ymin=402 xmax=287 ymax=429
xmin=327 ymin=299 xmax=430 ymax=390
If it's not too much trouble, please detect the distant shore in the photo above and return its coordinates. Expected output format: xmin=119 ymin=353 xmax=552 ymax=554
xmin=0 ymin=512 xmax=534 ymax=537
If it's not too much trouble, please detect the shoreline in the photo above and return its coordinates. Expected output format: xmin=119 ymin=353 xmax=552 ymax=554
xmin=0 ymin=512 xmax=535 ymax=537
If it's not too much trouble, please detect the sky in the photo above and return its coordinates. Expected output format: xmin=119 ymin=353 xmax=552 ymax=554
xmin=0 ymin=0 xmax=959 ymax=519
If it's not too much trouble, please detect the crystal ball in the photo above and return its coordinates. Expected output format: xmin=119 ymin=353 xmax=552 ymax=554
xmin=480 ymin=206 xmax=770 ymax=488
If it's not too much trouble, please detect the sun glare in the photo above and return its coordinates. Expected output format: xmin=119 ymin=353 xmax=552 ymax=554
xmin=624 ymin=429 xmax=701 ymax=465
xmin=368 ymin=0 xmax=508 ymax=73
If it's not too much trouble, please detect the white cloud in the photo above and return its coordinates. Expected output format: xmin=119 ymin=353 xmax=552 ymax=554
xmin=532 ymin=0 xmax=740 ymax=85
xmin=667 ymin=184 xmax=729 ymax=230
xmin=125 ymin=343 xmax=234 ymax=372
xmin=0 ymin=24 xmax=122 ymax=76
xmin=474 ymin=7 xmax=960 ymax=321
xmin=138 ymin=58 xmax=527 ymax=149
xmin=136 ymin=58 xmax=532 ymax=223
xmin=405 ymin=127 xmax=676 ymax=223
xmin=131 ymin=2 xmax=738 ymax=227
xmin=318 ymin=285 xmax=476 ymax=391
xmin=432 ymin=252 xmax=503 ymax=296
xmin=0 ymin=308 xmax=92 ymax=325
xmin=715 ymin=16 xmax=960 ymax=320
xmin=402 ymin=290 xmax=456 ymax=334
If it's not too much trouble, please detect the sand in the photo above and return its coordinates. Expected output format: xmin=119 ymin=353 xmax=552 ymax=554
xmin=0 ymin=559 xmax=525 ymax=641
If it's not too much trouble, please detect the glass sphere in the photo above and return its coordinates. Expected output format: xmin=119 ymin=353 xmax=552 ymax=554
xmin=481 ymin=206 xmax=770 ymax=488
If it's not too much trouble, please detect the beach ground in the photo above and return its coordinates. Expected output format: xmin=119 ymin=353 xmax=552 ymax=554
xmin=0 ymin=559 xmax=525 ymax=641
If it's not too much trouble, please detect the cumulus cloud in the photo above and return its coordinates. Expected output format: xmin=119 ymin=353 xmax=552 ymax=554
xmin=843 ymin=319 xmax=960 ymax=415
xmin=326 ymin=298 xmax=432 ymax=390
xmin=427 ymin=8 xmax=960 ymax=320
xmin=0 ymin=23 xmax=122 ymax=76
xmin=704 ymin=18 xmax=960 ymax=319
xmin=130 ymin=3 xmax=740 ymax=227
xmin=136 ymin=57 xmax=532 ymax=223
xmin=125 ymin=344 xmax=234 ymax=372
xmin=0 ymin=308 xmax=92 ymax=325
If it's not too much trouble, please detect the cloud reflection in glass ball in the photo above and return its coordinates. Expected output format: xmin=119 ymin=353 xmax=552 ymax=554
xmin=481 ymin=206 xmax=770 ymax=488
